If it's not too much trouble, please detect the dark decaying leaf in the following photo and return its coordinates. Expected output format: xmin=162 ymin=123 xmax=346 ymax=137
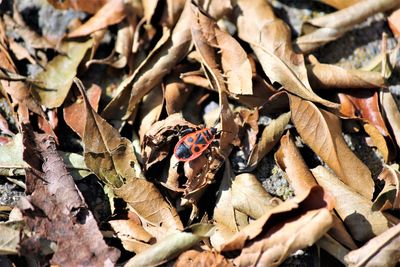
xmin=19 ymin=124 xmax=119 ymax=266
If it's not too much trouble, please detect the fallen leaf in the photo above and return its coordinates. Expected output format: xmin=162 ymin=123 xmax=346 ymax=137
xmin=231 ymin=173 xmax=278 ymax=219
xmin=381 ymin=90 xmax=400 ymax=150
xmin=317 ymin=0 xmax=360 ymax=9
xmin=19 ymin=124 xmax=120 ymax=266
xmin=372 ymin=164 xmax=400 ymax=211
xmin=307 ymin=57 xmax=385 ymax=89
xmin=101 ymin=1 xmax=193 ymax=124
xmin=275 ymin=131 xmax=319 ymax=198
xmin=235 ymin=0 xmax=339 ymax=109
xmin=125 ymin=224 xmax=215 ymax=267
xmin=164 ymin=72 xmax=192 ymax=115
xmin=33 ymin=39 xmax=93 ymax=109
xmin=175 ymin=250 xmax=233 ymax=267
xmin=47 ymin=0 xmax=109 ymax=14
xmin=344 ymin=221 xmax=400 ymax=266
xmin=289 ymin=94 xmax=374 ymax=200
xmin=311 ymin=166 xmax=390 ymax=242
xmin=76 ymin=78 xmax=183 ymax=236
xmin=388 ymin=8 xmax=400 ymax=37
xmin=68 ymin=0 xmax=127 ymax=38
xmin=64 ymin=83 xmax=102 ymax=138
xmin=0 ymin=222 xmax=21 ymax=255
xmin=294 ymin=0 xmax=400 ymax=53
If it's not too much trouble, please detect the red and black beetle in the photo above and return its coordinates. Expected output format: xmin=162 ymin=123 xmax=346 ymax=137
xmin=174 ymin=127 xmax=218 ymax=162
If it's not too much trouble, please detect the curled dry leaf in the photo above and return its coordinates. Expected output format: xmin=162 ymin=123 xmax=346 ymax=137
xmin=101 ymin=0 xmax=192 ymax=123
xmin=33 ymin=39 xmax=93 ymax=109
xmin=63 ymin=83 xmax=102 ymax=138
xmin=191 ymin=4 xmax=253 ymax=96
xmin=317 ymin=0 xmax=360 ymax=9
xmin=372 ymin=164 xmax=400 ymax=211
xmin=275 ymin=131 xmax=319 ymax=198
xmin=294 ymin=0 xmax=400 ymax=53
xmin=125 ymin=224 xmax=215 ymax=267
xmin=164 ymin=71 xmax=192 ymax=115
xmin=231 ymin=173 xmax=278 ymax=220
xmin=289 ymin=94 xmax=374 ymax=200
xmin=344 ymin=221 xmax=400 ymax=267
xmin=307 ymin=58 xmax=385 ymax=90
xmin=246 ymin=112 xmax=291 ymax=171
xmin=76 ymin=79 xmax=183 ymax=237
xmin=68 ymin=0 xmax=127 ymax=38
xmin=109 ymin=219 xmax=153 ymax=254
xmin=174 ymin=250 xmax=233 ymax=267
xmin=381 ymin=89 xmax=400 ymax=150
xmin=19 ymin=124 xmax=119 ymax=266
xmin=311 ymin=166 xmax=390 ymax=242
xmin=235 ymin=0 xmax=338 ymax=109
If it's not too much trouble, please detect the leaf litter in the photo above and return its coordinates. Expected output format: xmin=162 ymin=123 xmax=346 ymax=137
xmin=0 ymin=0 xmax=400 ymax=266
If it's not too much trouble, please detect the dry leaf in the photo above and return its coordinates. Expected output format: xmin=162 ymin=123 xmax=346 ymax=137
xmin=64 ymin=84 xmax=102 ymax=138
xmin=246 ymin=112 xmax=291 ymax=171
xmin=175 ymin=250 xmax=233 ymax=267
xmin=101 ymin=0 xmax=193 ymax=124
xmin=295 ymin=0 xmax=400 ymax=53
xmin=388 ymin=8 xmax=400 ymax=37
xmin=373 ymin=164 xmax=400 ymax=211
xmin=317 ymin=0 xmax=360 ymax=9
xmin=164 ymin=71 xmax=192 ymax=115
xmin=125 ymin=224 xmax=215 ymax=267
xmin=311 ymin=166 xmax=390 ymax=242
xmin=47 ymin=0 xmax=109 ymax=14
xmin=289 ymin=94 xmax=374 ymax=200
xmin=235 ymin=0 xmax=338 ymax=109
xmin=344 ymin=221 xmax=400 ymax=267
xmin=68 ymin=0 xmax=127 ymax=38
xmin=33 ymin=39 xmax=93 ymax=109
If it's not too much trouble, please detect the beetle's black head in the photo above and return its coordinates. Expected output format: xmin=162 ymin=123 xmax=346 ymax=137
xmin=210 ymin=127 xmax=218 ymax=135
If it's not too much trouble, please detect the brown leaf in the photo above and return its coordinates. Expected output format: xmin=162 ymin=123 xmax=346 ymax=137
xmin=64 ymin=84 xmax=102 ymax=138
xmin=317 ymin=0 xmax=360 ymax=9
xmin=389 ymin=8 xmax=400 ymax=37
xmin=47 ymin=0 xmax=109 ymax=14
xmin=294 ymin=0 xmax=400 ymax=53
xmin=125 ymin=224 xmax=215 ymax=267
xmin=175 ymin=250 xmax=233 ymax=267
xmin=101 ymin=1 xmax=193 ymax=124
xmin=372 ymin=164 xmax=400 ymax=211
xmin=275 ymin=132 xmax=319 ymax=198
xmin=381 ymin=90 xmax=400 ymax=150
xmin=235 ymin=0 xmax=338 ymax=109
xmin=68 ymin=0 xmax=127 ymax=38
xmin=19 ymin=124 xmax=119 ymax=266
xmin=165 ymin=71 xmax=192 ymax=115
xmin=191 ymin=4 xmax=252 ymax=96
xmin=109 ymin=219 xmax=153 ymax=253
xmin=289 ymin=94 xmax=374 ymax=200
xmin=234 ymin=208 xmax=332 ymax=267
xmin=76 ymin=79 xmax=183 ymax=236
xmin=307 ymin=58 xmax=385 ymax=89
xmin=345 ymin=222 xmax=400 ymax=266
xmin=311 ymin=166 xmax=390 ymax=242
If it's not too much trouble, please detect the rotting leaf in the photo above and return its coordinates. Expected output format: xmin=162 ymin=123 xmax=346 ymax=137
xmin=289 ymin=94 xmax=374 ymax=200
xmin=125 ymin=224 xmax=215 ymax=267
xmin=234 ymin=0 xmax=339 ymax=109
xmin=344 ymin=221 xmax=400 ymax=267
xmin=33 ymin=39 xmax=93 ymax=109
xmin=174 ymin=250 xmax=233 ymax=267
xmin=67 ymin=0 xmax=127 ymax=38
xmin=19 ymin=124 xmax=120 ymax=266
xmin=311 ymin=166 xmax=390 ymax=242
